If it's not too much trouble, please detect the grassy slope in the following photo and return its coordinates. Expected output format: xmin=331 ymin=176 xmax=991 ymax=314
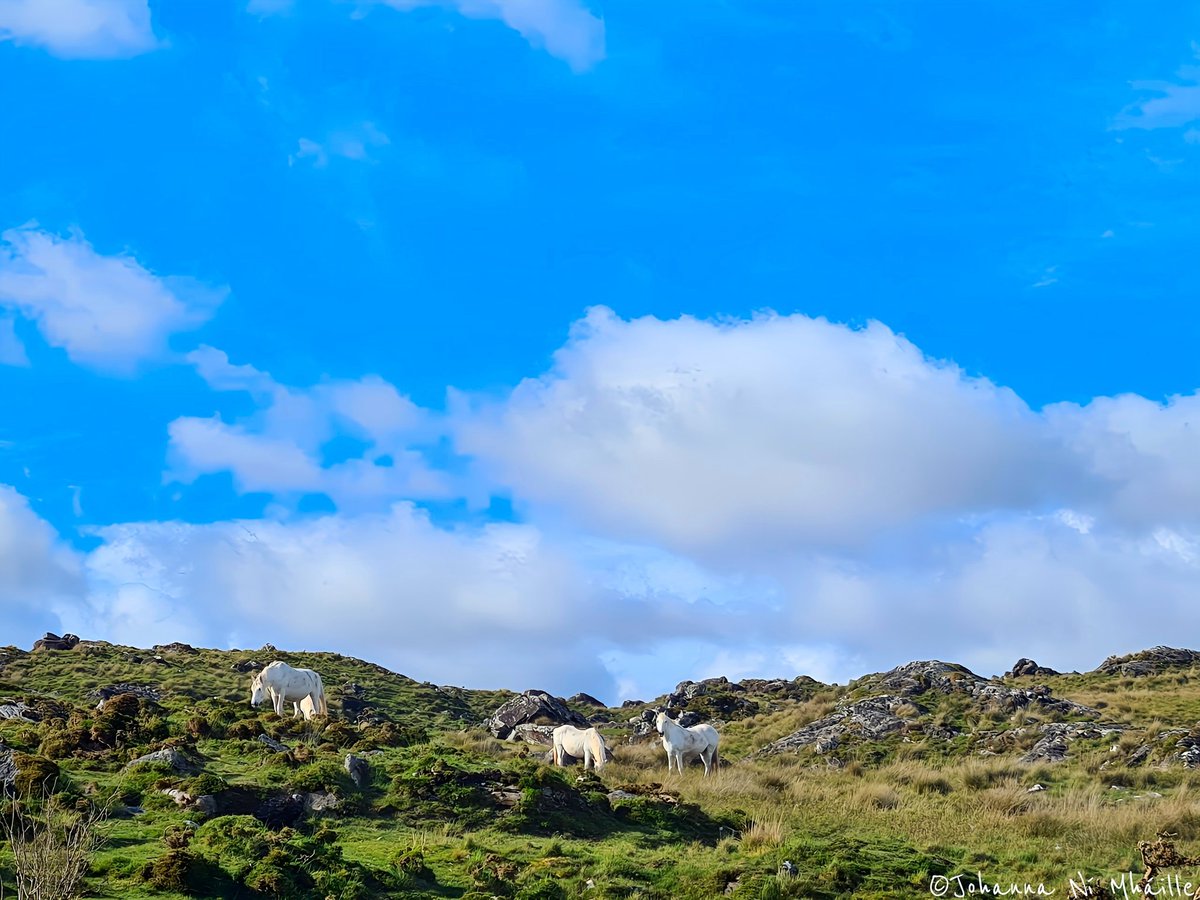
xmin=0 ymin=645 xmax=1198 ymax=899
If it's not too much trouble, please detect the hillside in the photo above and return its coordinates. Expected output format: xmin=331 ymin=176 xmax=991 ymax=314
xmin=1 ymin=639 xmax=1200 ymax=898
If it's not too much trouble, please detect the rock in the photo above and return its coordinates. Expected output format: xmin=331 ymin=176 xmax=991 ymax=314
xmin=126 ymin=748 xmax=199 ymax=774
xmin=677 ymin=711 xmax=702 ymax=728
xmin=512 ymin=723 xmax=559 ymax=746
xmin=569 ymin=693 xmax=605 ymax=707
xmin=92 ymin=684 xmax=163 ymax=708
xmin=1127 ymin=744 xmax=1151 ymax=767
xmin=162 ymin=788 xmax=194 ymax=807
xmin=1027 ymin=784 xmax=1046 ymax=793
xmin=153 ymin=642 xmax=197 ymax=654
xmin=0 ymin=745 xmax=18 ymax=790
xmin=1008 ymin=658 xmax=1061 ymax=678
xmin=256 ymin=734 xmax=288 ymax=753
xmin=194 ymin=794 xmax=218 ymax=816
xmin=757 ymin=695 xmax=927 ymax=756
xmin=231 ymin=659 xmax=262 ymax=673
xmin=344 ymin=754 xmax=369 ymax=789
xmin=608 ymin=789 xmax=638 ymax=800
xmin=485 ymin=690 xmax=588 ymax=740
xmin=31 ymin=632 xmax=80 ymax=652
xmin=1020 ymin=723 xmax=1124 ymax=764
xmin=1094 ymin=647 xmax=1200 ymax=677
xmin=0 ymin=701 xmax=38 ymax=722
xmin=303 ymin=791 xmax=341 ymax=813
xmin=620 ymin=700 xmax=644 ymax=709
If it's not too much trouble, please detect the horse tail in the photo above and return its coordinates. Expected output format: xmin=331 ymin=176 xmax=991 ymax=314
xmin=316 ymin=674 xmax=328 ymax=717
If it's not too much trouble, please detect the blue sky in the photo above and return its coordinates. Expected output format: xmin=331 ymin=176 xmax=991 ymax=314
xmin=3 ymin=1 xmax=1200 ymax=701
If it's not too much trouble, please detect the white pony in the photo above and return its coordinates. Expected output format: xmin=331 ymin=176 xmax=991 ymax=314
xmin=655 ymin=711 xmax=719 ymax=776
xmin=250 ymin=661 xmax=328 ymax=720
xmin=551 ymin=725 xmax=612 ymax=771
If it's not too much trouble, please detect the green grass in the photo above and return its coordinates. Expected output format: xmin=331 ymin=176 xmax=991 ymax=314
xmin=1 ymin=643 xmax=1199 ymax=898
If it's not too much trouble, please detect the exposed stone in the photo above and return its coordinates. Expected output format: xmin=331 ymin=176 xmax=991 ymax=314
xmin=257 ymin=734 xmax=288 ymax=753
xmin=92 ymin=684 xmax=163 ymax=708
xmin=485 ymin=690 xmax=587 ymax=740
xmin=1093 ymin=647 xmax=1200 ymax=678
xmin=0 ymin=701 xmax=38 ymax=722
xmin=569 ymin=693 xmax=605 ymax=707
xmin=1127 ymin=744 xmax=1151 ymax=767
xmin=32 ymin=632 xmax=80 ymax=652
xmin=344 ymin=754 xmax=369 ymax=789
xmin=257 ymin=792 xmax=305 ymax=829
xmin=1020 ymin=722 xmax=1125 ymax=764
xmin=162 ymin=788 xmax=194 ymax=807
xmin=230 ymin=659 xmax=262 ymax=673
xmin=758 ymin=695 xmax=927 ymax=755
xmin=194 ymin=794 xmax=218 ymax=816
xmin=153 ymin=642 xmax=197 ymax=654
xmin=303 ymin=791 xmax=341 ymax=813
xmin=511 ymin=723 xmax=559 ymax=746
xmin=1007 ymin=658 xmax=1061 ymax=678
xmin=1027 ymin=784 xmax=1046 ymax=793
xmin=126 ymin=748 xmax=199 ymax=774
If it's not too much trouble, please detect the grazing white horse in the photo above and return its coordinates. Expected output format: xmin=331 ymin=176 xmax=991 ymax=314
xmin=551 ymin=725 xmax=612 ymax=771
xmin=250 ymin=661 xmax=327 ymax=720
xmin=655 ymin=711 xmax=719 ymax=776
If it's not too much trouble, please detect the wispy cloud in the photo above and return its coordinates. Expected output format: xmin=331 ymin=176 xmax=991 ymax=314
xmin=0 ymin=0 xmax=159 ymax=59
xmin=1115 ymin=45 xmax=1200 ymax=131
xmin=0 ymin=226 xmax=226 ymax=374
xmin=289 ymin=122 xmax=391 ymax=168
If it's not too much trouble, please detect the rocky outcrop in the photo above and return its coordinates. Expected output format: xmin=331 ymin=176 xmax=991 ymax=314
xmin=1093 ymin=647 xmax=1200 ymax=677
xmin=1007 ymin=658 xmax=1061 ymax=678
xmin=257 ymin=734 xmax=288 ymax=753
xmin=153 ymin=642 xmax=197 ymax=655
xmin=126 ymin=748 xmax=199 ymax=774
xmin=92 ymin=684 xmax=163 ymax=708
xmin=569 ymin=693 xmax=605 ymax=707
xmin=485 ymin=690 xmax=587 ymax=740
xmin=856 ymin=660 xmax=1097 ymax=719
xmin=230 ymin=659 xmax=263 ymax=673
xmin=511 ymin=723 xmax=559 ymax=746
xmin=1020 ymin=723 xmax=1125 ymax=764
xmin=32 ymin=632 xmax=79 ymax=652
xmin=758 ymin=695 xmax=927 ymax=756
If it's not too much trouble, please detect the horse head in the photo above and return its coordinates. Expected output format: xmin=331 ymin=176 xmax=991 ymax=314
xmin=250 ymin=673 xmax=265 ymax=706
xmin=654 ymin=710 xmax=670 ymax=733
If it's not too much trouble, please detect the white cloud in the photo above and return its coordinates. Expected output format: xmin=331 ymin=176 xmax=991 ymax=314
xmin=168 ymin=347 xmax=450 ymax=509
xmin=1115 ymin=47 xmax=1200 ymax=131
xmin=378 ymin=0 xmax=604 ymax=71
xmin=0 ymin=315 xmax=28 ymax=366
xmin=78 ymin=505 xmax=731 ymax=695
xmin=0 ymin=485 xmax=85 ymax=633
xmin=290 ymin=123 xmax=390 ymax=168
xmin=455 ymin=306 xmax=1076 ymax=560
xmin=0 ymin=0 xmax=159 ymax=58
xmin=0 ymin=226 xmax=226 ymax=374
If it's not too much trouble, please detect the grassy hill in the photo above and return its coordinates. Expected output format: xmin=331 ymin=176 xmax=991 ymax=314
xmin=0 ymin=640 xmax=1199 ymax=898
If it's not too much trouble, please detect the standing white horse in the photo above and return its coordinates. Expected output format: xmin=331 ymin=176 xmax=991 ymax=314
xmin=551 ymin=725 xmax=612 ymax=771
xmin=655 ymin=711 xmax=719 ymax=776
xmin=250 ymin=661 xmax=328 ymax=720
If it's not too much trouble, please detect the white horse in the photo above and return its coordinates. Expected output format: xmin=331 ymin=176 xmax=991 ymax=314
xmin=551 ymin=725 xmax=612 ymax=771
xmin=655 ymin=711 xmax=719 ymax=776
xmin=250 ymin=661 xmax=328 ymax=720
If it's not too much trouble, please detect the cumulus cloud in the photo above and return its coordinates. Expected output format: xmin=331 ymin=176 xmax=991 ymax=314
xmin=0 ymin=0 xmax=159 ymax=58
xmin=0 ymin=315 xmax=28 ymax=366
xmin=377 ymin=0 xmax=604 ymax=71
xmin=168 ymin=347 xmax=451 ymax=509
xmin=0 ymin=485 xmax=85 ymax=633
xmin=77 ymin=505 xmax=743 ymax=695
xmin=455 ymin=306 xmax=1078 ymax=560
xmin=0 ymin=226 xmax=226 ymax=374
